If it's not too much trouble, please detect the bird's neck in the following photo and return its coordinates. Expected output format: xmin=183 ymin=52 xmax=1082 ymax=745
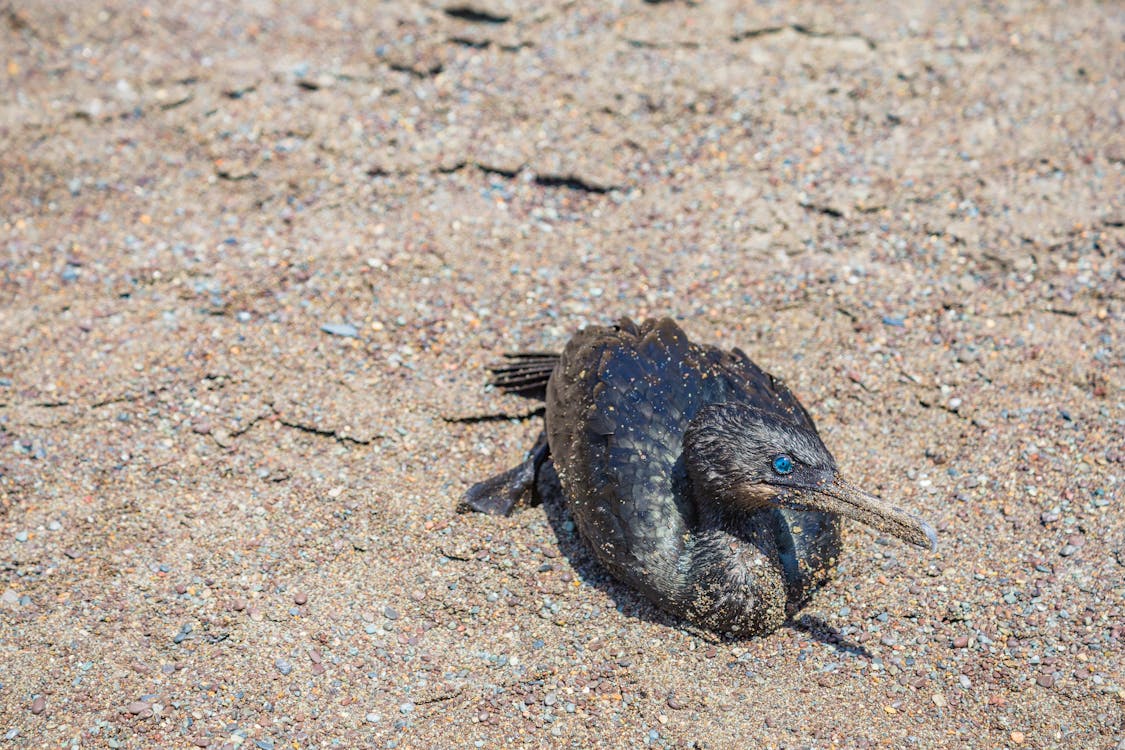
xmin=677 ymin=516 xmax=787 ymax=634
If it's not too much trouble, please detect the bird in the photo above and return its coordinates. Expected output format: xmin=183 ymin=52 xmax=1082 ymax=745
xmin=461 ymin=317 xmax=935 ymax=637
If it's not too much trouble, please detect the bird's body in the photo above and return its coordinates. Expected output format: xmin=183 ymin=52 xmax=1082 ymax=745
xmin=463 ymin=317 xmax=934 ymax=636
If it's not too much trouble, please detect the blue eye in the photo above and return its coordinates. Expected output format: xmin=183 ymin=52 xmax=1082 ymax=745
xmin=772 ymin=454 xmax=794 ymax=475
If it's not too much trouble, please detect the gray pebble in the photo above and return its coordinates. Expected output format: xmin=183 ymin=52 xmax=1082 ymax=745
xmin=399 ymin=702 xmax=414 ymax=714
xmin=274 ymin=658 xmax=293 ymax=676
xmin=320 ymin=322 xmax=358 ymax=338
xmin=384 ymin=606 xmax=400 ymax=620
xmin=15 ymin=531 xmax=28 ymax=543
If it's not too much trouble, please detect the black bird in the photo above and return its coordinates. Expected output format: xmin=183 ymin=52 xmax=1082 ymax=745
xmin=462 ymin=317 xmax=935 ymax=636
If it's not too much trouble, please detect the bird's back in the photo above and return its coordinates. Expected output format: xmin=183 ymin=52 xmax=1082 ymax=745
xmin=545 ymin=317 xmax=837 ymax=604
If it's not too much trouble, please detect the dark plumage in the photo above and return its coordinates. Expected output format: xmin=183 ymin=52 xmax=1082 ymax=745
xmin=462 ymin=317 xmax=935 ymax=636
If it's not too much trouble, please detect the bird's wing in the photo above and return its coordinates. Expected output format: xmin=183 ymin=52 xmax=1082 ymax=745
xmin=548 ymin=318 xmax=704 ymax=593
xmin=707 ymin=345 xmax=821 ymax=436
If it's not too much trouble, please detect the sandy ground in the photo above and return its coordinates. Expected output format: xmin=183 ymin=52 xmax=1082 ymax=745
xmin=1 ymin=0 xmax=1123 ymax=747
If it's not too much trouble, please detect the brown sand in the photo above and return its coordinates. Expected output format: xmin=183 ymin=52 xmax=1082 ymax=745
xmin=1 ymin=1 xmax=1122 ymax=747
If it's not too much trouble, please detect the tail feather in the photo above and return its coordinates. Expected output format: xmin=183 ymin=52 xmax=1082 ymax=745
xmin=487 ymin=352 xmax=560 ymax=400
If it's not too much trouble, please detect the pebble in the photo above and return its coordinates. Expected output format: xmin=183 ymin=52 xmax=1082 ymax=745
xmin=320 ymin=322 xmax=358 ymax=338
xmin=1036 ymin=674 xmax=1054 ymax=688
xmin=293 ymin=592 xmax=308 ymax=606
xmin=126 ymin=701 xmax=148 ymax=715
xmin=15 ymin=531 xmax=28 ymax=543
xmin=952 ymin=636 xmax=969 ymax=648
xmin=275 ymin=658 xmax=293 ymax=676
xmin=666 ymin=694 xmax=688 ymax=710
xmin=384 ymin=606 xmax=400 ymax=620
xmin=931 ymin=693 xmax=946 ymax=708
xmin=365 ymin=713 xmax=380 ymax=724
xmin=30 ymin=696 xmax=45 ymax=714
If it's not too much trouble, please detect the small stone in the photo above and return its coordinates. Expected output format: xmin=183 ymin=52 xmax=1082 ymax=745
xmin=366 ymin=712 xmax=380 ymax=724
xmin=931 ymin=693 xmax=946 ymax=708
xmin=384 ymin=606 xmax=400 ymax=620
xmin=126 ymin=701 xmax=148 ymax=715
xmin=952 ymin=636 xmax=970 ymax=648
xmin=666 ymin=694 xmax=688 ymax=710
xmin=293 ymin=592 xmax=308 ymax=606
xmin=1059 ymin=545 xmax=1076 ymax=557
xmin=191 ymin=419 xmax=212 ymax=435
xmin=399 ymin=702 xmax=414 ymax=714
xmin=231 ymin=598 xmax=247 ymax=611
xmin=320 ymin=322 xmax=358 ymax=338
xmin=30 ymin=696 xmax=46 ymax=714
xmin=15 ymin=531 xmax=28 ymax=543
xmin=1010 ymin=730 xmax=1025 ymax=745
xmin=275 ymin=658 xmax=293 ymax=676
xmin=1036 ymin=674 xmax=1054 ymax=688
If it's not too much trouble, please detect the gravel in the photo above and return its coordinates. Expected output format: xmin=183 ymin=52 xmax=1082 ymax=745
xmin=0 ymin=1 xmax=1120 ymax=748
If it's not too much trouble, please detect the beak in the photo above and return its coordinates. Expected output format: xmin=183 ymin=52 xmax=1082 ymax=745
xmin=784 ymin=475 xmax=937 ymax=551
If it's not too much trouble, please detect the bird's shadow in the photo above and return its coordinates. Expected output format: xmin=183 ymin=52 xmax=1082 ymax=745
xmin=525 ymin=460 xmax=873 ymax=658
xmin=788 ymin=614 xmax=873 ymax=659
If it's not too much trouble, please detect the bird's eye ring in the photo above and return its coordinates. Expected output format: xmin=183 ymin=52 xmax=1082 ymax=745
xmin=772 ymin=454 xmax=794 ymax=475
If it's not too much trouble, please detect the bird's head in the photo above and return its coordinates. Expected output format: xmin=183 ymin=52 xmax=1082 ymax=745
xmin=683 ymin=403 xmax=936 ymax=550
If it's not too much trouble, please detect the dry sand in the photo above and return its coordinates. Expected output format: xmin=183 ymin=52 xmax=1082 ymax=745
xmin=1 ymin=0 xmax=1123 ymax=747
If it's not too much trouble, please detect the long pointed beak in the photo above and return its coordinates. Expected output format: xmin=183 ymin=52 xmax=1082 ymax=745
xmin=785 ymin=475 xmax=937 ymax=551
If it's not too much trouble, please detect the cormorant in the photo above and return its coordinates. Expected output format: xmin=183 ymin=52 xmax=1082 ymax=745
xmin=462 ymin=317 xmax=935 ymax=636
